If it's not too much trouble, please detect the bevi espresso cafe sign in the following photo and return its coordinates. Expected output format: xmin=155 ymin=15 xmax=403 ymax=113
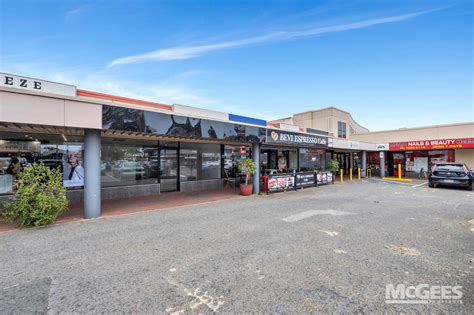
xmin=266 ymin=129 xmax=328 ymax=147
xmin=389 ymin=138 xmax=474 ymax=150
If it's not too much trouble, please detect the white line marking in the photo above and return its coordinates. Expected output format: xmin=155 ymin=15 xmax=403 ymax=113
xmin=412 ymin=182 xmax=427 ymax=188
xmin=320 ymin=230 xmax=339 ymax=236
xmin=385 ymin=300 xmax=429 ymax=304
xmin=282 ymin=210 xmax=356 ymax=222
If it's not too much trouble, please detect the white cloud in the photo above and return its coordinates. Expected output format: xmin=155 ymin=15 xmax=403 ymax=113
xmin=65 ymin=6 xmax=86 ymax=20
xmin=108 ymin=8 xmax=443 ymax=67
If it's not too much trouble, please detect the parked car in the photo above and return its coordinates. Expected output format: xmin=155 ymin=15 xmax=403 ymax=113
xmin=429 ymin=163 xmax=472 ymax=190
xmin=112 ymin=161 xmax=145 ymax=180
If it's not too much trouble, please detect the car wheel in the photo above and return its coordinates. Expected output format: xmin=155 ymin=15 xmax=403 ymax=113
xmin=468 ymin=184 xmax=473 ymax=191
xmin=428 ymin=182 xmax=434 ymax=188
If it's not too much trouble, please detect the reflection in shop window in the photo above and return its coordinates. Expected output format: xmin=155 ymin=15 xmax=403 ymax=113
xmin=224 ymin=145 xmax=249 ymax=177
xmin=299 ymin=148 xmax=325 ymax=171
xmin=180 ymin=143 xmax=221 ymax=181
xmin=100 ymin=139 xmax=158 ymax=187
xmin=0 ymin=133 xmax=84 ymax=194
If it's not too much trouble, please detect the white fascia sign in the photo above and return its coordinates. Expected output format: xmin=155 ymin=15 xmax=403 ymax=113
xmin=348 ymin=140 xmax=360 ymax=149
xmin=1 ymin=72 xmax=76 ymax=97
xmin=376 ymin=143 xmax=389 ymax=151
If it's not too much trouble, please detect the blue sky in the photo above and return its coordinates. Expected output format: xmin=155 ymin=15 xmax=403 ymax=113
xmin=1 ymin=0 xmax=472 ymax=131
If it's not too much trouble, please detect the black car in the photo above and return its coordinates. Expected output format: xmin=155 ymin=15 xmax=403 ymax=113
xmin=429 ymin=163 xmax=472 ymax=190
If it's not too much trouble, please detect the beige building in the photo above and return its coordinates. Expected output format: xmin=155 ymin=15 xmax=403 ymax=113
xmin=350 ymin=122 xmax=474 ymax=169
xmin=272 ymin=107 xmax=369 ymax=138
xmin=274 ymin=108 xmax=474 ymax=177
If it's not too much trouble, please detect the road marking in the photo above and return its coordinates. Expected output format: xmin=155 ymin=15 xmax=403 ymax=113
xmin=186 ymin=288 xmax=225 ymax=312
xmin=386 ymin=244 xmax=421 ymax=256
xmin=412 ymin=182 xmax=427 ymax=188
xmin=334 ymin=249 xmax=347 ymax=254
xmin=282 ymin=210 xmax=356 ymax=222
xmin=320 ymin=230 xmax=339 ymax=236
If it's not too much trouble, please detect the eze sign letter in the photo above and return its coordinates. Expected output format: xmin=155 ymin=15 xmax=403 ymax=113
xmin=19 ymin=79 xmax=27 ymax=87
xmin=34 ymin=81 xmax=41 ymax=90
xmin=5 ymin=76 xmax=13 ymax=85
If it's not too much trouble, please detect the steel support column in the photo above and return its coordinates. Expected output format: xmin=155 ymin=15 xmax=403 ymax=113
xmin=84 ymin=129 xmax=101 ymax=219
xmin=380 ymin=151 xmax=386 ymax=178
xmin=252 ymin=142 xmax=260 ymax=194
xmin=361 ymin=151 xmax=367 ymax=178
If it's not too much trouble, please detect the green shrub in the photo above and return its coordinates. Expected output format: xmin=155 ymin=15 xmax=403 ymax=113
xmin=238 ymin=158 xmax=257 ymax=185
xmin=1 ymin=163 xmax=68 ymax=227
xmin=327 ymin=159 xmax=340 ymax=174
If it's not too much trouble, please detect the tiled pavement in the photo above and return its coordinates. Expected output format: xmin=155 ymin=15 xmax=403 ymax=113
xmin=0 ymin=188 xmax=242 ymax=233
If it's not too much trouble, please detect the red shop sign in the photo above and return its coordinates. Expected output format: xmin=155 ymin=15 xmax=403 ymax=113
xmin=389 ymin=138 xmax=474 ymax=151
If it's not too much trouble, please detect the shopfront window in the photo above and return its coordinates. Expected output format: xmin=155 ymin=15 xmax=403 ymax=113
xmin=0 ymin=132 xmax=84 ymax=194
xmin=261 ymin=148 xmax=299 ymax=174
xmin=367 ymin=152 xmax=382 ymax=176
xmin=224 ymin=145 xmax=249 ymax=177
xmin=299 ymin=148 xmax=325 ymax=171
xmin=179 ymin=143 xmax=221 ymax=182
xmin=100 ymin=139 xmax=158 ymax=187
xmin=405 ymin=150 xmax=455 ymax=176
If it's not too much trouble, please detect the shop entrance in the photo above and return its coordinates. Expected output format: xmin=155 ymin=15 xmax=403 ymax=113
xmin=260 ymin=147 xmax=298 ymax=174
xmin=388 ymin=152 xmax=405 ymax=177
xmin=159 ymin=148 xmax=178 ymax=192
xmin=334 ymin=152 xmax=350 ymax=175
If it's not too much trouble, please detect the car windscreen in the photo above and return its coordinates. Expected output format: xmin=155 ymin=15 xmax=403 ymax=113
xmin=123 ymin=162 xmax=138 ymax=167
xmin=437 ymin=165 xmax=464 ymax=172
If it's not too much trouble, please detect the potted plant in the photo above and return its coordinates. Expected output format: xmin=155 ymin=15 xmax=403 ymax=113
xmin=327 ymin=159 xmax=340 ymax=183
xmin=238 ymin=158 xmax=257 ymax=196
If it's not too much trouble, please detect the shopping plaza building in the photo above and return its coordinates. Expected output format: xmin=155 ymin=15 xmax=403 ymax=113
xmin=1 ymin=73 xmax=473 ymax=218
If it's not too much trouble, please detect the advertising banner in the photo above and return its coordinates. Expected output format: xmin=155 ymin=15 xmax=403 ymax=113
xmin=295 ymin=172 xmax=316 ymax=188
xmin=389 ymin=138 xmax=474 ymax=151
xmin=63 ymin=145 xmax=85 ymax=188
xmin=316 ymin=171 xmax=333 ymax=185
xmin=267 ymin=173 xmax=295 ymax=193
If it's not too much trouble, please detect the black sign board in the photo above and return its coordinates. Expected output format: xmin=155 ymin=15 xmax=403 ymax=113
xmin=102 ymin=105 xmax=266 ymax=143
xmin=267 ymin=173 xmax=295 ymax=193
xmin=295 ymin=172 xmax=316 ymax=188
xmin=266 ymin=129 xmax=328 ymax=147
xmin=316 ymin=171 xmax=333 ymax=185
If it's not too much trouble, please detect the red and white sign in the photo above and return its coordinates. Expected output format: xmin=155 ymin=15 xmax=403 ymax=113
xmin=389 ymin=138 xmax=474 ymax=151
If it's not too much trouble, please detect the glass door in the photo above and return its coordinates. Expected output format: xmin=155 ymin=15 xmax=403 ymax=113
xmin=160 ymin=148 xmax=178 ymax=192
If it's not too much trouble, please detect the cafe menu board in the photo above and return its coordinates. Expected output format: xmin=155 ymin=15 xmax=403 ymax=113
xmin=267 ymin=173 xmax=295 ymax=193
xmin=295 ymin=172 xmax=316 ymax=188
xmin=317 ymin=171 xmax=333 ymax=185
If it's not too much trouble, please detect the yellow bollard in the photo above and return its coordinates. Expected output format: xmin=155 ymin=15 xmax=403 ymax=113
xmin=340 ymin=169 xmax=343 ymax=183
xmin=358 ymin=167 xmax=361 ymax=180
xmin=398 ymin=163 xmax=402 ymax=180
xmin=350 ymin=168 xmax=353 ymax=181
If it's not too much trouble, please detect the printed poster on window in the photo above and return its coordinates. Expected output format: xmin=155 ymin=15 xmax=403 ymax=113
xmin=63 ymin=145 xmax=84 ymax=188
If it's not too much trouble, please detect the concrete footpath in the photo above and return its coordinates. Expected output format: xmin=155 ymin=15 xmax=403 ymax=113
xmin=1 ymin=181 xmax=473 ymax=313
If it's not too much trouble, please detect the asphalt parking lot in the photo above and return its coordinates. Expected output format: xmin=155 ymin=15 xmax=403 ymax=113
xmin=1 ymin=180 xmax=473 ymax=313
